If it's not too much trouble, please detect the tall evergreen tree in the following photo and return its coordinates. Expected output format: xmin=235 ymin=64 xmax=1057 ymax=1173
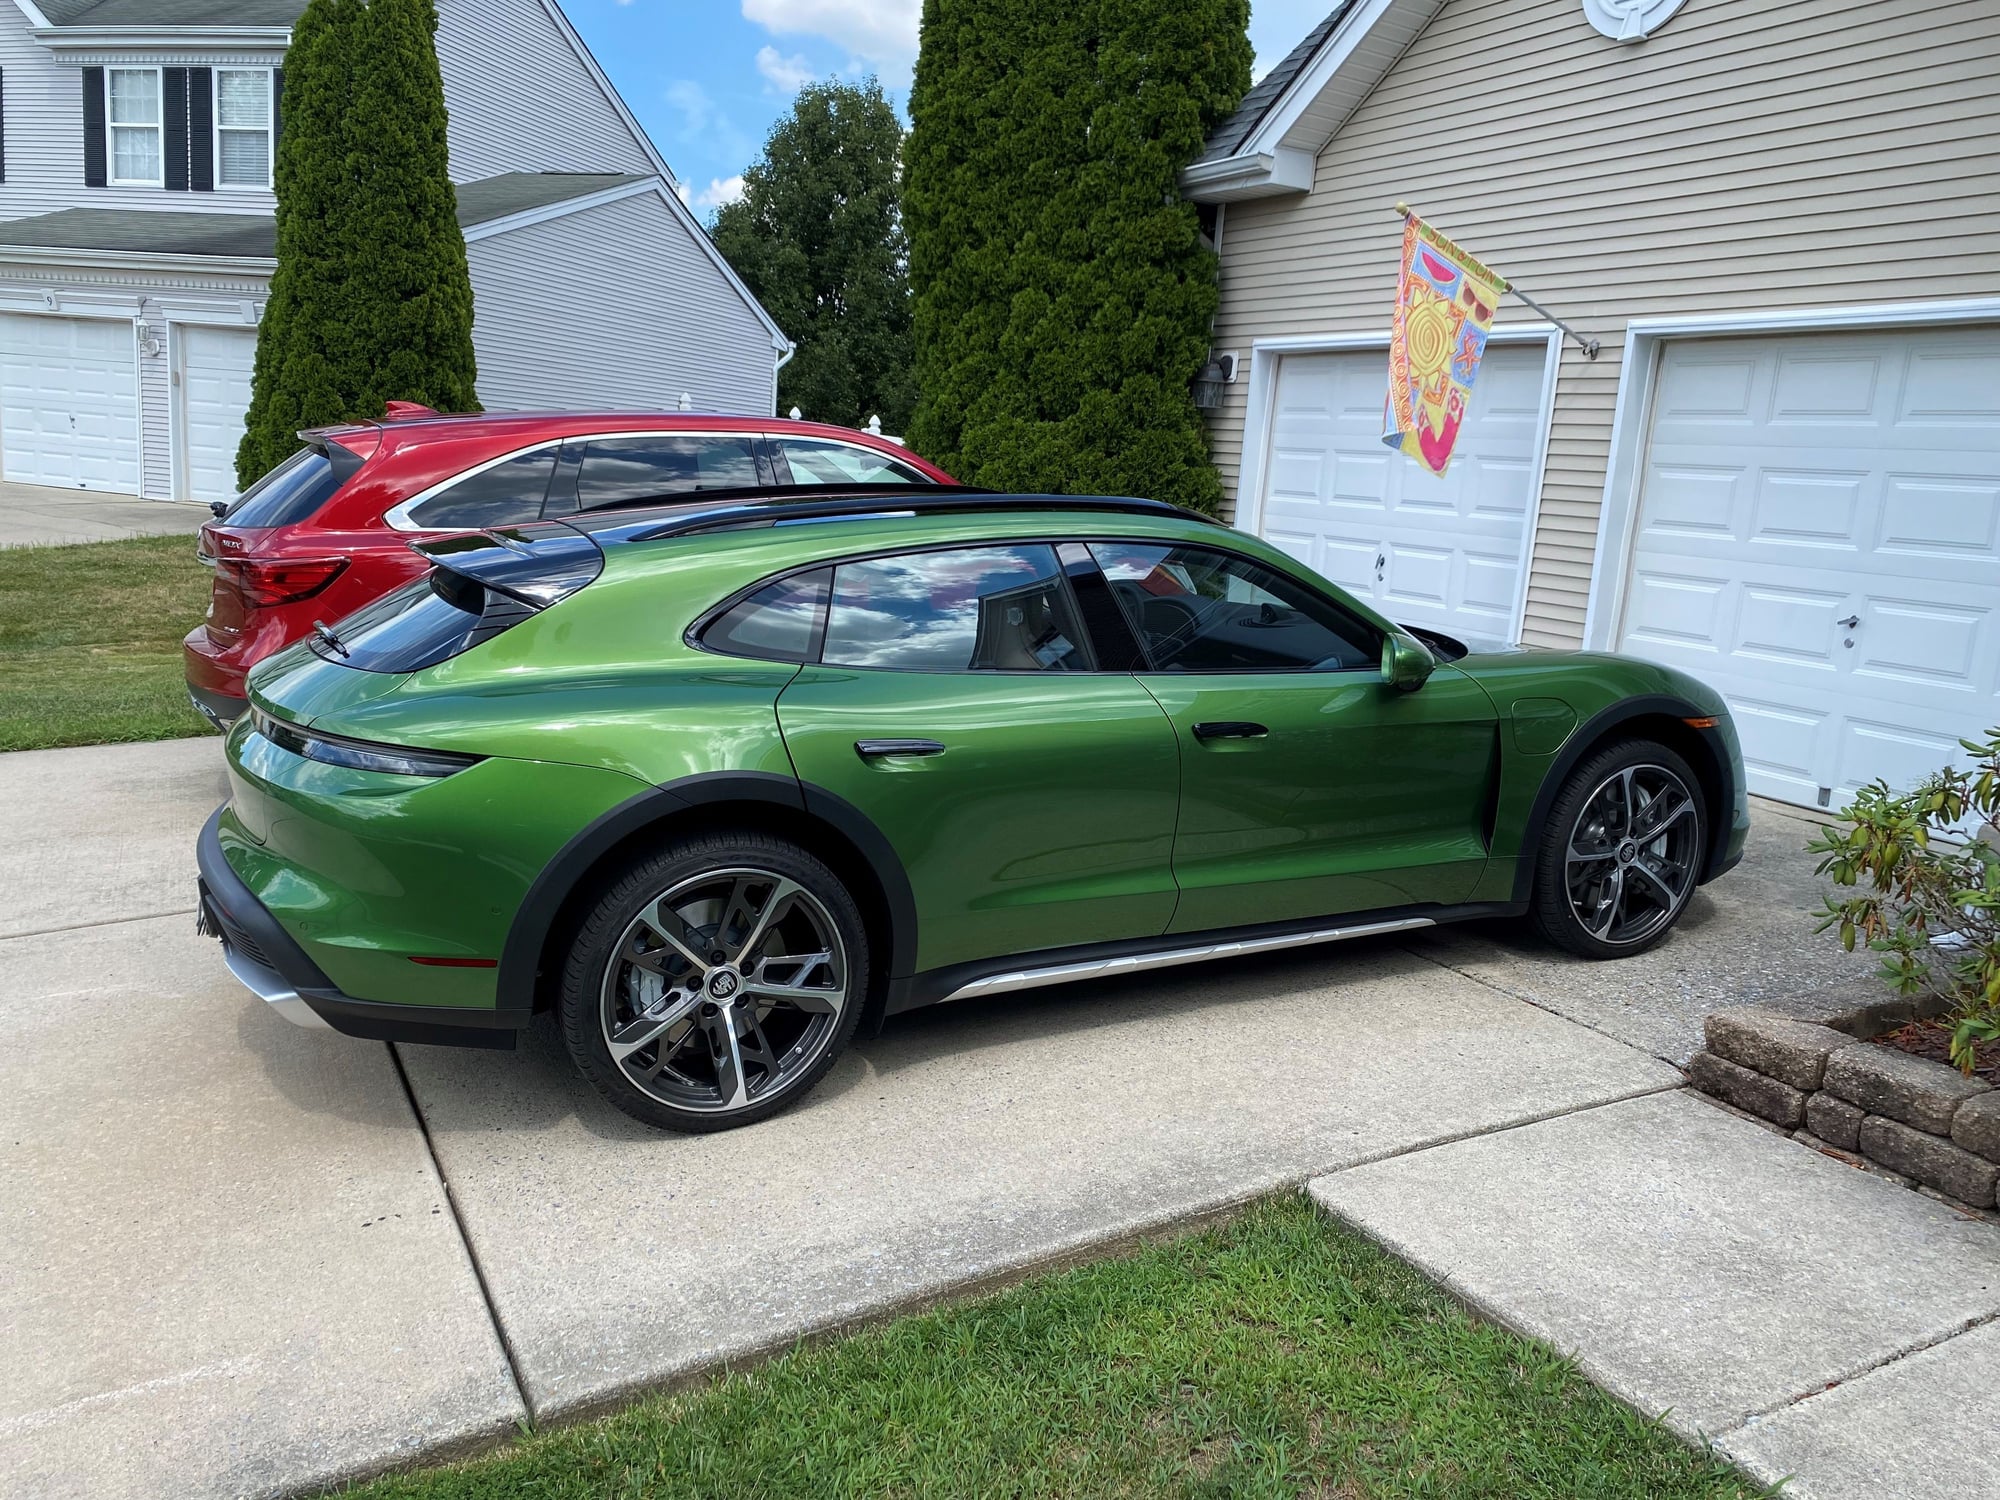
xmin=711 ymin=80 xmax=915 ymax=431
xmin=905 ymin=0 xmax=1250 ymax=511
xmin=237 ymin=0 xmax=478 ymax=486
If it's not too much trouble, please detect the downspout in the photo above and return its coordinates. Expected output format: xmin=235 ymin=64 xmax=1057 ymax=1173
xmin=771 ymin=340 xmax=795 ymax=417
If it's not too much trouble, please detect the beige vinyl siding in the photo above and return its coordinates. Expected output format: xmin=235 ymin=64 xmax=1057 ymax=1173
xmin=1205 ymin=0 xmax=2000 ymax=647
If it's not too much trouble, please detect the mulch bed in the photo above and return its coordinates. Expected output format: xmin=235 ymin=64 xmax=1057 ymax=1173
xmin=1872 ymin=1021 xmax=2000 ymax=1087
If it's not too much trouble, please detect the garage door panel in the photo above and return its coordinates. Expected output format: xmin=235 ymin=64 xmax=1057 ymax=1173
xmin=1621 ymin=326 xmax=2000 ymax=806
xmin=1256 ymin=344 xmax=1546 ymax=640
xmin=1899 ymin=346 xmax=2000 ymax=426
xmin=1854 ymin=599 xmax=1984 ymax=690
xmin=1624 ymin=570 xmax=1728 ymax=652
xmin=179 ymin=325 xmax=258 ymax=504
xmin=1878 ymin=474 xmax=2000 ymax=557
xmin=1769 ymin=352 xmax=1884 ymax=425
xmin=1750 ymin=470 xmax=1864 ymax=550
xmin=0 ymin=312 xmax=141 ymax=493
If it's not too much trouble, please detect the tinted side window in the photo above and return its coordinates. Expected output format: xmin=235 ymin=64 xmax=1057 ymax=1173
xmin=226 ymin=447 xmax=341 ymax=527
xmin=1090 ymin=544 xmax=1378 ymax=673
xmin=778 ymin=438 xmax=927 ymax=485
xmin=823 ymin=545 xmax=1092 ymax=672
xmin=409 ymin=449 xmax=558 ymax=530
xmin=576 ymin=435 xmax=760 ymax=508
xmin=701 ymin=569 xmax=831 ymax=663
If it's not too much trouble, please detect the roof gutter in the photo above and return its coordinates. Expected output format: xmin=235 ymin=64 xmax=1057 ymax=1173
xmin=1178 ymin=146 xmax=1316 ymax=204
xmin=29 ymin=24 xmax=292 ymax=49
xmin=0 ymin=244 xmax=276 ymax=276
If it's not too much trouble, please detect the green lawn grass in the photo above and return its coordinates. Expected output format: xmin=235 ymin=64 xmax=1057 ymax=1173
xmin=0 ymin=534 xmax=219 ymax=752
xmin=348 ymin=1196 xmax=1757 ymax=1500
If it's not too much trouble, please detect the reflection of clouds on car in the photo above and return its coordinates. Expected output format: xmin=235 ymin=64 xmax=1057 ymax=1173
xmin=823 ymin=545 xmax=1086 ymax=672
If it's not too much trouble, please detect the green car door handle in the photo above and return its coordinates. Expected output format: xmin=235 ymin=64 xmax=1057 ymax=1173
xmin=1192 ymin=721 xmax=1269 ymax=742
xmin=855 ymin=738 xmax=948 ymax=760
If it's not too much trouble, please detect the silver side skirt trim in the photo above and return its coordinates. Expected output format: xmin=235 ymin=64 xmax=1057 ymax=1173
xmin=223 ymin=946 xmax=333 ymax=1031
xmin=940 ymin=916 xmax=1437 ymax=1003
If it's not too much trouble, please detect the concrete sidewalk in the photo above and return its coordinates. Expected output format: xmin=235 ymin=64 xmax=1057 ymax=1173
xmin=0 ymin=480 xmax=207 ymax=548
xmin=1312 ymin=1089 xmax=2000 ymax=1499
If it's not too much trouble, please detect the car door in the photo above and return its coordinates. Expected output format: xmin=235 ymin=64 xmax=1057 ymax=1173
xmin=1088 ymin=541 xmax=1499 ymax=935
xmin=770 ymin=540 xmax=1182 ymax=975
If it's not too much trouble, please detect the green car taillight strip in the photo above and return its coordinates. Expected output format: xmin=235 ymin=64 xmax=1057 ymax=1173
xmin=251 ymin=707 xmax=482 ymax=779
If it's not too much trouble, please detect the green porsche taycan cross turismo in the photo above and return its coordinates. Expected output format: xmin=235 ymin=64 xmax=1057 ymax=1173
xmin=197 ymin=485 xmax=1748 ymax=1131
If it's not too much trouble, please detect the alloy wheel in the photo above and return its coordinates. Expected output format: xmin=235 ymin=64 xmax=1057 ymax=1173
xmin=600 ymin=866 xmax=849 ymax=1114
xmin=1563 ymin=763 xmax=1700 ymax=948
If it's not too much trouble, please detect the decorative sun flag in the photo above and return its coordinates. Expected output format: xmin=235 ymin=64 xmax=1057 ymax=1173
xmin=1383 ymin=211 xmax=1509 ymax=477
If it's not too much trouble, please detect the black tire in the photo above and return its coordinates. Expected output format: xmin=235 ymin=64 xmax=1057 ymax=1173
xmin=1530 ymin=739 xmax=1707 ymax=960
xmin=558 ymin=830 xmax=869 ymax=1132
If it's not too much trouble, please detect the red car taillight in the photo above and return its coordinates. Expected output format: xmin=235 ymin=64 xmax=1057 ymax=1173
xmin=217 ymin=556 xmax=349 ymax=607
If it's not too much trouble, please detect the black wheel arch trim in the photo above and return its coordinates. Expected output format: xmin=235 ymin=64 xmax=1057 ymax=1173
xmin=1510 ymin=693 xmax=1739 ymax=905
xmin=495 ymin=769 xmax=919 ymax=1016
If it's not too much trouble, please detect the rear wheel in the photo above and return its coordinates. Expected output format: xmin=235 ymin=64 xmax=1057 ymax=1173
xmin=558 ymin=832 xmax=868 ymax=1132
xmin=1531 ymin=740 xmax=1706 ymax=959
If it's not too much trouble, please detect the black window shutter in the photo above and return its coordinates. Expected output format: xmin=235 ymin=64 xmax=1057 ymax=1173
xmin=188 ymin=66 xmax=214 ymax=191
xmin=82 ymin=66 xmax=106 ymax=188
xmin=164 ymin=67 xmax=189 ymax=190
xmin=272 ymin=68 xmax=283 ymax=163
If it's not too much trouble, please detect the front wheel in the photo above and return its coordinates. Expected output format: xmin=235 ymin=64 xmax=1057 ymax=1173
xmin=558 ymin=832 xmax=869 ymax=1132
xmin=1530 ymin=740 xmax=1706 ymax=959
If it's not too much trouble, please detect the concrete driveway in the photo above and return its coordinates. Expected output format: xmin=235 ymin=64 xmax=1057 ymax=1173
xmin=0 ymin=737 xmax=1872 ymax=1497
xmin=0 ymin=482 xmax=207 ymax=548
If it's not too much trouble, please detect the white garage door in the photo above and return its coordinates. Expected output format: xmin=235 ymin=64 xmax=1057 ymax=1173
xmin=0 ymin=313 xmax=141 ymax=493
xmin=1255 ymin=342 xmax=1546 ymax=643
xmin=1618 ymin=326 xmax=2000 ymax=808
xmin=179 ymin=325 xmax=258 ymax=505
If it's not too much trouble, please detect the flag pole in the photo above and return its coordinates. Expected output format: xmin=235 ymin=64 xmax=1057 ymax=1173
xmin=1393 ymin=202 xmax=1600 ymax=360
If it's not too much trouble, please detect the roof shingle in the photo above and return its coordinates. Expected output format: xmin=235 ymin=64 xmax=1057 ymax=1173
xmin=0 ymin=173 xmax=652 ymax=259
xmin=1200 ymin=1 xmax=1359 ymax=163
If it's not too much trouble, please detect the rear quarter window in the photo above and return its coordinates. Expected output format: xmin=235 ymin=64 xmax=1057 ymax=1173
xmin=225 ymin=447 xmax=346 ymax=528
xmin=409 ymin=449 xmax=559 ymax=530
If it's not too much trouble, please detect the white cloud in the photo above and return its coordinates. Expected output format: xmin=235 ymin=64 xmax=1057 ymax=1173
xmin=695 ymin=175 xmax=748 ymax=210
xmin=663 ymin=79 xmax=715 ymax=135
xmin=755 ymin=44 xmax=819 ymax=94
xmin=741 ymin=0 xmax=921 ymax=71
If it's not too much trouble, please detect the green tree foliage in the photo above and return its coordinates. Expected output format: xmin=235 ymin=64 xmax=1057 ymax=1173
xmin=905 ymin=0 xmax=1250 ymax=510
xmin=238 ymin=0 xmax=478 ymax=486
xmin=712 ymin=80 xmax=915 ymax=431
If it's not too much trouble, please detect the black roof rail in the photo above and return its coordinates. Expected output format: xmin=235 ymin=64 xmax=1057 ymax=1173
xmin=562 ymin=486 xmax=1216 ymax=548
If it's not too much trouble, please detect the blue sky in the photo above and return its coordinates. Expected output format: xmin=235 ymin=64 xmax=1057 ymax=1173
xmin=561 ymin=1 xmax=1334 ymax=217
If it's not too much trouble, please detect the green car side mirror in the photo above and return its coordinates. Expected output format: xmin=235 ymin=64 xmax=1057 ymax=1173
xmin=1381 ymin=631 xmax=1437 ymax=693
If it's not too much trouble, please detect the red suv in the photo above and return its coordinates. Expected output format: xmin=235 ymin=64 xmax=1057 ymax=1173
xmin=183 ymin=410 xmax=956 ymax=725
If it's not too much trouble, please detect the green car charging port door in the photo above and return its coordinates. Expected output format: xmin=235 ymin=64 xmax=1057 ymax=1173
xmin=769 ymin=542 xmax=1182 ymax=974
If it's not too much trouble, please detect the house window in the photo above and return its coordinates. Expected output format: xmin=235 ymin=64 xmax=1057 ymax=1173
xmin=215 ymin=69 xmax=273 ymax=189
xmin=107 ymin=68 xmax=162 ymax=186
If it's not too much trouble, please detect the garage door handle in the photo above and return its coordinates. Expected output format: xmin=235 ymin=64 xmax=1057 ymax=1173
xmin=1838 ymin=615 xmax=1860 ymax=630
xmin=1193 ymin=721 xmax=1269 ymax=742
xmin=855 ymin=738 xmax=946 ymax=760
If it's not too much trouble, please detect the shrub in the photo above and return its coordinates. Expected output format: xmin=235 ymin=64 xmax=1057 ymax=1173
xmin=1810 ymin=730 xmax=2000 ymax=1073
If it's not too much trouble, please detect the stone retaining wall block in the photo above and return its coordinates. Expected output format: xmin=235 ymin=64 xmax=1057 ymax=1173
xmin=1951 ymin=1091 xmax=2000 ymax=1167
xmin=1705 ymin=1009 xmax=1852 ymax=1091
xmin=1823 ymin=1045 xmax=1990 ymax=1134
xmin=1688 ymin=1051 xmax=1806 ymax=1129
xmin=1805 ymin=1090 xmax=1866 ymax=1151
xmin=1857 ymin=1115 xmax=2000 ymax=1209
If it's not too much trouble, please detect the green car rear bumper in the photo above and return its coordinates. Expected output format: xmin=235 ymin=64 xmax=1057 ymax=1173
xmin=202 ymin=720 xmax=650 ymax=1042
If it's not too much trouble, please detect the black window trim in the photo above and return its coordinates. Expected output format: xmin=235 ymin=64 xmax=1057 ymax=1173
xmin=385 ymin=429 xmax=778 ymax=534
xmin=688 ymin=532 xmax=1377 ymax=678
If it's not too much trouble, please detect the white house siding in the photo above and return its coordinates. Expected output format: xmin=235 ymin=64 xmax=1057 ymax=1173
xmin=433 ymin=0 xmax=654 ymax=182
xmin=0 ymin=12 xmax=282 ymax=220
xmin=467 ymin=188 xmax=773 ymax=415
xmin=1203 ymin=0 xmax=2000 ymax=647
